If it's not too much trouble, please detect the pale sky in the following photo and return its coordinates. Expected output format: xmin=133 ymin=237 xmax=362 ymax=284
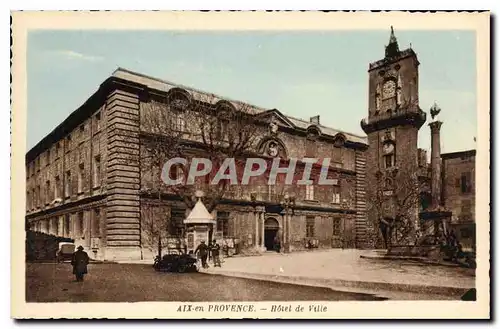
xmin=27 ymin=30 xmax=477 ymax=154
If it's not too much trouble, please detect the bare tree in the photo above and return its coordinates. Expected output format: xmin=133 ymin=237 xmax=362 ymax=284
xmin=369 ymin=158 xmax=425 ymax=250
xmin=190 ymin=94 xmax=261 ymax=212
xmin=139 ymin=98 xmax=186 ymax=257
xmin=136 ymin=91 xmax=262 ymax=256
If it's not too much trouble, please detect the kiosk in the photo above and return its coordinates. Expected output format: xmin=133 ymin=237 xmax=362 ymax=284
xmin=184 ymin=193 xmax=216 ymax=254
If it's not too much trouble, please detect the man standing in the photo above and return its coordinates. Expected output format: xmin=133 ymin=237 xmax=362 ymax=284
xmin=194 ymin=240 xmax=209 ymax=269
xmin=210 ymin=239 xmax=222 ymax=267
xmin=71 ymin=246 xmax=90 ymax=282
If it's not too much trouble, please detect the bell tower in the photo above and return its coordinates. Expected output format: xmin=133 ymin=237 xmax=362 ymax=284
xmin=360 ymin=27 xmax=427 ymax=248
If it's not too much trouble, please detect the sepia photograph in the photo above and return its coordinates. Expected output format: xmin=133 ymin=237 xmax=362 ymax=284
xmin=11 ymin=11 xmax=490 ymax=319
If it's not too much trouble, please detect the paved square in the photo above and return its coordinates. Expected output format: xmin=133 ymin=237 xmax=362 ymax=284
xmin=25 ymin=263 xmax=387 ymax=302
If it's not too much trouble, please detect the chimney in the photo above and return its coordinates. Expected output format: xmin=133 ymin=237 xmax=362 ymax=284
xmin=310 ymin=115 xmax=320 ymax=125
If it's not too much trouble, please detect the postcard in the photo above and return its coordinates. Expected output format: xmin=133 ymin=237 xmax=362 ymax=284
xmin=11 ymin=11 xmax=490 ymax=319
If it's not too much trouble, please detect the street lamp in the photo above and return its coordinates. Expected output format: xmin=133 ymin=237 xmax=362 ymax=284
xmin=341 ymin=199 xmax=349 ymax=249
xmin=281 ymin=192 xmax=296 ymax=253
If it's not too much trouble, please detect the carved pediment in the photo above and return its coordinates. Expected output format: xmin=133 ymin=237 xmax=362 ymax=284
xmin=254 ymin=109 xmax=295 ymax=130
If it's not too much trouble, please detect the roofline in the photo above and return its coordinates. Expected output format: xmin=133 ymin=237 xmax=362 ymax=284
xmin=26 ymin=73 xmax=149 ymax=162
xmin=27 ymin=68 xmax=368 ymax=162
xmin=368 ymin=47 xmax=419 ymax=72
xmin=114 ymin=67 xmax=270 ymax=112
xmin=441 ymin=149 xmax=476 ymax=160
xmin=114 ymin=68 xmax=367 ymax=142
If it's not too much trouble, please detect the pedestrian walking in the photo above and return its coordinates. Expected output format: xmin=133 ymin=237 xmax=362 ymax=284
xmin=194 ymin=240 xmax=209 ymax=269
xmin=210 ymin=239 xmax=222 ymax=267
xmin=71 ymin=246 xmax=90 ymax=282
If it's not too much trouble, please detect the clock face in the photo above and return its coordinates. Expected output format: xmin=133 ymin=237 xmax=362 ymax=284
xmin=383 ymin=143 xmax=394 ymax=154
xmin=382 ymin=80 xmax=396 ymax=98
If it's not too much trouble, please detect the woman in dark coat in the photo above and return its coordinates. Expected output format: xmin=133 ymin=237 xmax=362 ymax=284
xmin=71 ymin=246 xmax=90 ymax=282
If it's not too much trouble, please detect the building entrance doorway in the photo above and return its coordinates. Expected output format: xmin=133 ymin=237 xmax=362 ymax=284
xmin=264 ymin=218 xmax=280 ymax=251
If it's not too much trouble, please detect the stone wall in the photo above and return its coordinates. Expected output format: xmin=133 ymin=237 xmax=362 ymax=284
xmin=104 ymin=87 xmax=142 ymax=260
xmin=26 ymin=100 xmax=109 ymax=259
xmin=26 ymin=105 xmax=107 ymax=214
xmin=442 ymin=153 xmax=476 ymax=250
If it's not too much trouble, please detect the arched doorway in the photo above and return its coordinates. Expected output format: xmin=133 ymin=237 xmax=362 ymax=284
xmin=264 ymin=218 xmax=280 ymax=251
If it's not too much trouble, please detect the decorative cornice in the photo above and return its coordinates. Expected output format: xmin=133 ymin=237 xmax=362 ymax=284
xmin=26 ymin=76 xmax=148 ymax=163
xmin=441 ymin=149 xmax=476 ymax=160
xmin=368 ymin=48 xmax=419 ymax=72
xmin=361 ymin=110 xmax=427 ymax=134
xmin=25 ymin=194 xmax=107 ymax=220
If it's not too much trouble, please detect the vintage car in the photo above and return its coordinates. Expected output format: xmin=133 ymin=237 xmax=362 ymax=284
xmin=153 ymin=249 xmax=198 ymax=273
xmin=56 ymin=242 xmax=75 ymax=263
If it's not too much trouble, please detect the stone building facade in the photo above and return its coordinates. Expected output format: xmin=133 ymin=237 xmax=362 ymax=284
xmin=442 ymin=150 xmax=476 ymax=250
xmin=25 ymin=28 xmax=476 ymax=259
xmin=26 ymin=68 xmax=369 ymax=261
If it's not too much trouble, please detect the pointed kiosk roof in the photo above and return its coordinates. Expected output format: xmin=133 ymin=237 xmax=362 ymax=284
xmin=184 ymin=199 xmax=216 ymax=225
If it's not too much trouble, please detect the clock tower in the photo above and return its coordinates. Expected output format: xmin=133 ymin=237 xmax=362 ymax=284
xmin=360 ymin=27 xmax=427 ymax=248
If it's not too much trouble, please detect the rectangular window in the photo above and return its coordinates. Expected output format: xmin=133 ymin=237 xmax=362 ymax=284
xmin=305 ymin=139 xmax=317 ymax=158
xmin=64 ymin=214 xmax=70 ymax=237
xmin=332 ymin=217 xmax=341 ymax=236
xmin=305 ymin=184 xmax=314 ymax=200
xmin=26 ymin=191 xmax=30 ymax=210
xmin=32 ymin=188 xmax=35 ymax=209
xmin=53 ymin=217 xmax=59 ymax=236
xmin=35 ymin=185 xmax=40 ymax=207
xmin=54 ymin=176 xmax=61 ymax=199
xmin=217 ymin=211 xmax=230 ymax=237
xmin=332 ymin=146 xmax=343 ymax=168
xmin=65 ymin=135 xmax=72 ymax=152
xmin=93 ymin=155 xmax=101 ymax=187
xmin=460 ymin=200 xmax=472 ymax=221
xmin=268 ymin=184 xmax=277 ymax=202
xmin=65 ymin=170 xmax=71 ymax=197
xmin=45 ymin=180 xmax=51 ymax=204
xmin=171 ymin=113 xmax=185 ymax=132
xmin=46 ymin=150 xmax=50 ymax=166
xmin=56 ymin=142 xmax=61 ymax=157
xmin=306 ymin=216 xmax=315 ymax=238
xmin=170 ymin=207 xmax=185 ymax=237
xmin=332 ymin=185 xmax=341 ymax=204
xmin=78 ymin=163 xmax=85 ymax=193
xmin=92 ymin=208 xmax=100 ymax=237
xmin=78 ymin=212 xmax=84 ymax=237
xmin=177 ymin=114 xmax=185 ymax=132
xmin=95 ymin=112 xmax=101 ymax=130
xmin=460 ymin=172 xmax=472 ymax=194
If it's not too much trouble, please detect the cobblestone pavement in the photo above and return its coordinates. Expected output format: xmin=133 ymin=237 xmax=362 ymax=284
xmin=203 ymin=249 xmax=475 ymax=298
xmin=25 ymin=263 xmax=387 ymax=302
